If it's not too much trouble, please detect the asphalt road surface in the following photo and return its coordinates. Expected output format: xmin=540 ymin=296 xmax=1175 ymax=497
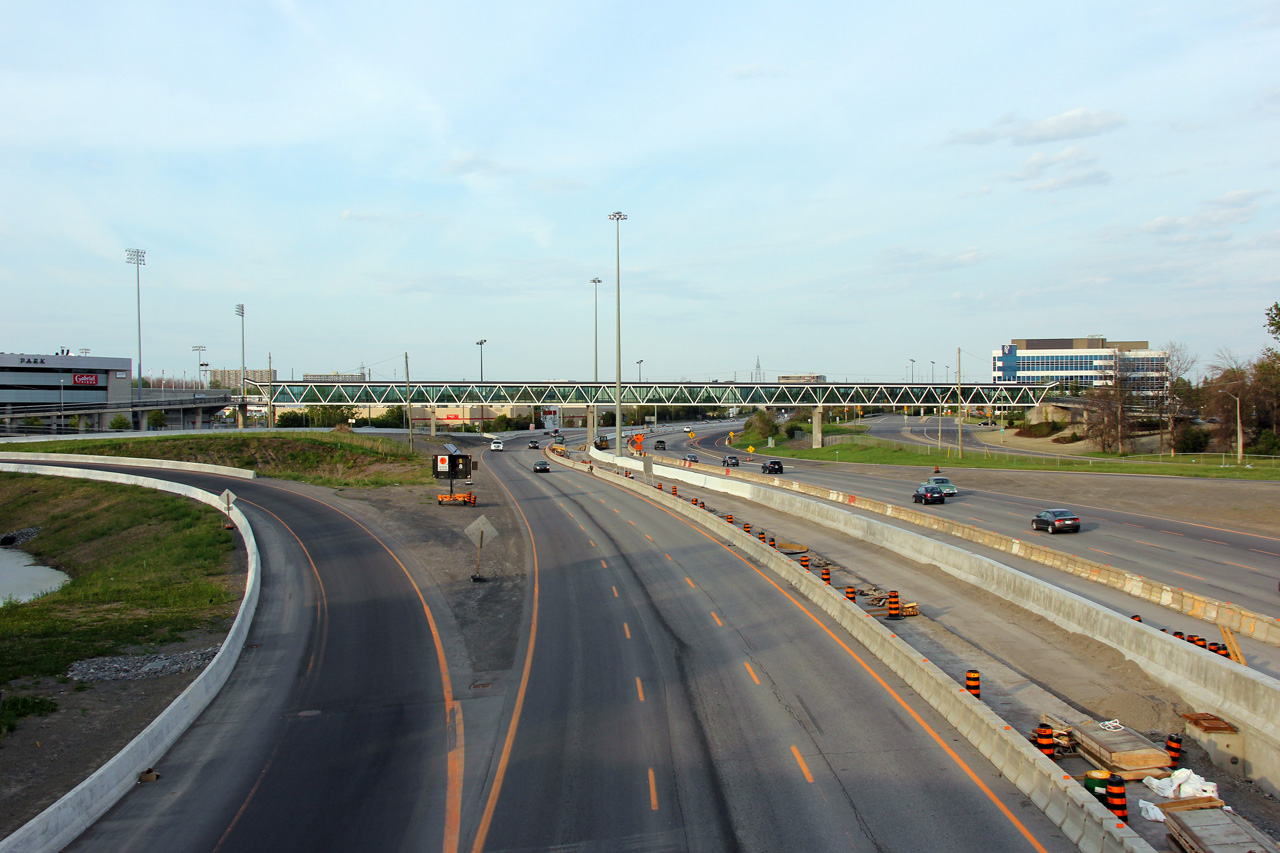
xmin=472 ymin=446 xmax=1077 ymax=852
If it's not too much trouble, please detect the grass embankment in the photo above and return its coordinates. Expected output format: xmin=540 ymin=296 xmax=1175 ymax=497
xmin=6 ymin=432 xmax=437 ymax=488
xmin=729 ymin=435 xmax=1280 ymax=480
xmin=0 ymin=476 xmax=238 ymax=688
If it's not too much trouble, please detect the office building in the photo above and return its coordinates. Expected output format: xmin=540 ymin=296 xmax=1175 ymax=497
xmin=991 ymin=337 xmax=1167 ymax=396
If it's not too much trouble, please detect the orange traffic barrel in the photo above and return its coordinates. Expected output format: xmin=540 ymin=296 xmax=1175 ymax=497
xmin=1173 ymin=631 xmax=1184 ymax=639
xmin=886 ymin=590 xmax=903 ymax=620
xmin=757 ymin=531 xmax=766 ymax=543
xmin=743 ymin=522 xmax=751 ymax=534
xmin=965 ymin=670 xmax=980 ymax=699
xmin=1105 ymin=774 xmax=1128 ymax=823
xmin=672 ymin=486 xmax=678 ymax=498
xmin=845 ymin=586 xmax=856 ymax=602
xmin=1165 ymin=734 xmax=1182 ymax=766
xmin=1193 ymin=636 xmax=1208 ymax=648
xmin=727 ymin=514 xmax=733 ymax=524
xmin=1035 ymin=725 xmax=1055 ymax=758
xmin=1215 ymin=644 xmax=1231 ymax=658
xmin=767 ymin=537 xmax=776 ymax=549
xmin=1131 ymin=614 xmax=1141 ymax=622
xmin=820 ymin=567 xmax=831 ymax=585
xmin=800 ymin=555 xmax=810 ymax=571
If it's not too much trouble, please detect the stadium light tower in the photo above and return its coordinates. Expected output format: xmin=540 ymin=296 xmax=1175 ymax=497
xmin=609 ymin=211 xmax=627 ymax=451
xmin=125 ymin=248 xmax=145 ymax=399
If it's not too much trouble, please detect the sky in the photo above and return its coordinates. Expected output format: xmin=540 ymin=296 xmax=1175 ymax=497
xmin=2 ymin=1 xmax=1278 ymax=386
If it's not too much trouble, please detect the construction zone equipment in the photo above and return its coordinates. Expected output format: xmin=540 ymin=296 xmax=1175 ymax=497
xmin=820 ymin=567 xmax=831 ymax=585
xmin=845 ymin=586 xmax=856 ymax=602
xmin=860 ymin=589 xmax=920 ymax=618
xmin=1034 ymin=725 xmax=1056 ymax=758
xmin=1104 ymin=774 xmax=1128 ymax=823
xmin=438 ymin=491 xmax=477 ymax=506
xmin=1219 ymin=625 xmax=1247 ymax=665
xmin=965 ymin=670 xmax=980 ymax=699
xmin=593 ymin=435 xmax=609 ymax=450
xmin=800 ymin=555 xmax=810 ymax=571
xmin=886 ymin=591 xmax=904 ymax=620
xmin=1165 ymin=733 xmax=1182 ymax=766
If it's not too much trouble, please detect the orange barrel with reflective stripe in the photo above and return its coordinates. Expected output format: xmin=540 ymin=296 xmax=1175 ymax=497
xmin=767 ymin=537 xmax=776 ymax=549
xmin=845 ymin=586 xmax=856 ymax=602
xmin=727 ymin=514 xmax=733 ymax=524
xmin=1105 ymin=774 xmax=1127 ymax=823
xmin=800 ymin=555 xmax=810 ymax=571
xmin=1035 ymin=725 xmax=1055 ymax=758
xmin=1165 ymin=734 xmax=1182 ymax=766
xmin=743 ymin=522 xmax=751 ymax=534
xmin=965 ymin=670 xmax=980 ymax=699
xmin=887 ymin=590 xmax=903 ymax=620
xmin=820 ymin=567 xmax=831 ymax=585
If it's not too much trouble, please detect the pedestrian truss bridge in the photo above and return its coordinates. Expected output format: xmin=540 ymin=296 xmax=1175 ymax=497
xmin=250 ymin=380 xmax=1051 ymax=409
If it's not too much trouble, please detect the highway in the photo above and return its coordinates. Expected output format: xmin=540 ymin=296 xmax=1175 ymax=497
xmin=648 ymin=426 xmax=1280 ymax=676
xmin=41 ymin=463 xmax=459 ymax=853
xmin=472 ymin=445 xmax=1077 ymax=852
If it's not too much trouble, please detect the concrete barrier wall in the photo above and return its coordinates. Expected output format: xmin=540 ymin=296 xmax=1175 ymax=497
xmin=574 ymin=450 xmax=1152 ymax=853
xmin=602 ymin=450 xmax=1280 ymax=799
xmin=0 ymin=452 xmax=257 ymax=480
xmin=617 ymin=452 xmax=1280 ymax=647
xmin=0 ymin=464 xmax=261 ymax=853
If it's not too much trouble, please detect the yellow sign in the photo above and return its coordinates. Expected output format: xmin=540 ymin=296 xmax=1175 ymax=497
xmin=688 ymin=431 xmax=695 ymax=438
xmin=729 ymin=431 xmax=735 ymax=439
xmin=747 ymin=445 xmax=755 ymax=453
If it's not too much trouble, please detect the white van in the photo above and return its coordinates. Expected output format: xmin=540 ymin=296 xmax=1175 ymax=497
xmin=490 ymin=439 xmax=504 ymax=451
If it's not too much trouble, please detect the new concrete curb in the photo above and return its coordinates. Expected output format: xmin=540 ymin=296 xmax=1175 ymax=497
xmin=0 ymin=464 xmax=261 ymax=853
xmin=565 ymin=450 xmax=1152 ymax=853
xmin=600 ymin=449 xmax=1280 ymax=800
xmin=0 ymin=452 xmax=257 ymax=480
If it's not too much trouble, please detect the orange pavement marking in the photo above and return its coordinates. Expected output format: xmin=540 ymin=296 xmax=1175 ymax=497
xmin=1174 ymin=570 xmax=1206 ymax=581
xmin=648 ymin=768 xmax=659 ymax=810
xmin=636 ymin=677 xmax=645 ymax=702
xmin=1122 ymin=522 xmax=1144 ymax=528
xmin=624 ymin=623 xmax=631 ymax=639
xmin=589 ymin=540 xmax=596 ymax=547
xmin=645 ymin=534 xmax=654 ymax=541
xmin=1225 ymin=561 xmax=1260 ymax=573
xmin=744 ymin=662 xmax=761 ymax=685
xmin=1088 ymin=548 xmax=1114 ymax=557
xmin=629 ymin=520 xmax=636 ymax=526
xmin=1135 ymin=540 xmax=1164 ymax=549
xmin=1161 ymin=530 xmax=1185 ymax=536
xmin=612 ymin=586 xmax=618 ymax=597
xmin=711 ymin=612 xmax=722 ymax=626
xmin=666 ymin=553 xmax=672 ymax=561
xmin=791 ymin=746 xmax=814 ymax=783
xmin=1251 ymin=549 xmax=1279 ymax=557
xmin=601 ymin=560 xmax=608 ymax=568
xmin=686 ymin=577 xmax=696 ymax=588
xmin=1204 ymin=539 xmax=1228 ymax=546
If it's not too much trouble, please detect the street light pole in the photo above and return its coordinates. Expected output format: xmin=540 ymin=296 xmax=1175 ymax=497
xmin=193 ymin=345 xmax=206 ymax=390
xmin=591 ymin=277 xmax=601 ymax=441
xmin=930 ymin=361 xmax=935 ymax=383
xmin=476 ymin=339 xmax=487 ymax=431
xmin=125 ymin=249 xmax=145 ymax=400
xmin=637 ymin=359 xmax=643 ymax=382
xmin=609 ymin=211 xmax=627 ymax=451
xmin=234 ymin=304 xmax=246 ymax=429
xmin=909 ymin=358 xmax=915 ymax=383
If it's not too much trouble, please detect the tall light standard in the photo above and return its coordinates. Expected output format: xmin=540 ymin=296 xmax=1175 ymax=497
xmin=476 ymin=339 xmax=487 ymax=431
xmin=235 ymin=305 xmax=246 ymax=397
xmin=1217 ymin=387 xmax=1244 ymax=464
xmin=909 ymin=358 xmax=915 ymax=383
xmin=193 ymin=346 xmax=207 ymax=390
xmin=591 ymin=277 xmax=602 ymax=440
xmin=609 ymin=211 xmax=627 ymax=451
xmin=930 ymin=360 xmax=935 ymax=383
xmin=637 ymin=359 xmax=643 ymax=382
xmin=125 ymin=248 xmax=145 ymax=400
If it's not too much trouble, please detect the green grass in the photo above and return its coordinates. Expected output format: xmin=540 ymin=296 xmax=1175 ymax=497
xmin=730 ymin=436 xmax=1280 ymax=480
xmin=4 ymin=432 xmax=439 ymax=487
xmin=0 ymin=476 xmax=239 ymax=684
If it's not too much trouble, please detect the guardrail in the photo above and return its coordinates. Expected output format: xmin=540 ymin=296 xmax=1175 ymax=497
xmin=567 ymin=448 xmax=1154 ymax=853
xmin=0 ymin=462 xmax=260 ymax=853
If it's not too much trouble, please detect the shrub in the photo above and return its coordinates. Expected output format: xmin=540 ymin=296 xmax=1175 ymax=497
xmin=108 ymin=414 xmax=132 ymax=431
xmin=1175 ymin=426 xmax=1211 ymax=453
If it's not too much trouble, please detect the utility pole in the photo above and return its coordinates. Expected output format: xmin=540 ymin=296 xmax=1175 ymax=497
xmin=268 ymin=353 xmax=274 ymax=429
xmin=609 ymin=211 xmax=627 ymax=452
xmin=956 ymin=347 xmax=963 ymax=460
xmin=126 ymin=249 xmax=145 ymax=402
xmin=405 ymin=352 xmax=413 ymax=451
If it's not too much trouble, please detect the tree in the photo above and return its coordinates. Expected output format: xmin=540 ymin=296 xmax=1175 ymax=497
xmin=1158 ymin=341 xmax=1198 ymax=454
xmin=745 ymin=408 xmax=778 ymax=440
xmin=147 ymin=409 xmax=168 ymax=430
xmin=108 ymin=414 xmax=131 ymax=431
xmin=1082 ymin=350 xmax=1138 ymax=453
xmin=1266 ymin=301 xmax=1280 ymax=342
xmin=1205 ymin=349 xmax=1253 ymax=456
xmin=304 ymin=405 xmax=358 ymax=428
xmin=276 ymin=410 xmax=306 ymax=428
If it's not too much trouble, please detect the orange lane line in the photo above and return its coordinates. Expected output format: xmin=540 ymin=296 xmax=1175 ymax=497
xmin=1203 ymin=539 xmax=1228 ymax=546
xmin=612 ymin=586 xmax=618 ymax=598
xmin=645 ymin=534 xmax=654 ymax=541
xmin=1135 ymin=540 xmax=1164 ymax=549
xmin=578 ymin=524 xmax=585 ymax=531
xmin=686 ymin=577 xmax=696 ymax=588
xmin=665 ymin=554 xmax=672 ymax=561
xmin=468 ymin=464 xmax=542 ymax=853
xmin=1122 ymin=522 xmax=1144 ymax=528
xmin=648 ymin=768 xmax=659 ymax=811
xmin=791 ymin=746 xmax=815 ymax=783
xmin=629 ymin=520 xmax=636 ymax=526
xmin=1088 ymin=548 xmax=1114 ymax=557
xmin=601 ymin=559 xmax=608 ymax=569
xmin=711 ymin=611 xmax=722 ymax=626
xmin=586 ymin=475 xmax=1053 ymax=853
xmin=589 ymin=540 xmax=596 ymax=548
xmin=624 ymin=622 xmax=631 ymax=639
xmin=1251 ymin=549 xmax=1279 ymax=557
xmin=636 ymin=677 xmax=645 ymax=702
xmin=1161 ymin=530 xmax=1185 ymax=536
xmin=744 ymin=662 xmax=761 ymax=684
xmin=1224 ymin=561 xmax=1260 ymax=573
xmin=1173 ymin=570 xmax=1206 ymax=581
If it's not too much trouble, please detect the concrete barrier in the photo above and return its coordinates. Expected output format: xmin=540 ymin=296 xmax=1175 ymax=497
xmin=602 ymin=449 xmax=1280 ymax=800
xmin=0 ymin=452 xmax=257 ymax=480
xmin=573 ymin=450 xmax=1152 ymax=852
xmin=0 ymin=463 xmax=261 ymax=853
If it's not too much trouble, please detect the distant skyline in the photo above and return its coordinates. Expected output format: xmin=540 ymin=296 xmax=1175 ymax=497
xmin=3 ymin=2 xmax=1277 ymax=384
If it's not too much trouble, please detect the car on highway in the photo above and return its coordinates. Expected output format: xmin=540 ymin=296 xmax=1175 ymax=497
xmin=1031 ymin=509 xmax=1080 ymax=534
xmin=912 ymin=484 xmax=945 ymax=504
xmin=723 ymin=455 xmax=739 ymax=467
xmin=532 ymin=460 xmax=550 ymax=473
xmin=528 ymin=440 xmax=539 ymax=449
xmin=684 ymin=453 xmax=698 ymax=463
xmin=923 ymin=476 xmax=957 ymax=496
xmin=762 ymin=460 xmax=784 ymax=474
xmin=653 ymin=439 xmax=666 ymax=450
xmin=490 ymin=439 xmax=504 ymax=451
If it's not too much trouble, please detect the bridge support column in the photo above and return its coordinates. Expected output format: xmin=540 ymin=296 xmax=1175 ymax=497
xmin=588 ymin=407 xmax=596 ymax=444
xmin=812 ymin=406 xmax=824 ymax=449
xmin=236 ymin=403 xmax=247 ymax=429
xmin=430 ymin=407 xmax=437 ymax=437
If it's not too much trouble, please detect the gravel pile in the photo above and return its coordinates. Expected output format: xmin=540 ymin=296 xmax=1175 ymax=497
xmin=68 ymin=646 xmax=221 ymax=683
xmin=0 ymin=527 xmax=40 ymax=547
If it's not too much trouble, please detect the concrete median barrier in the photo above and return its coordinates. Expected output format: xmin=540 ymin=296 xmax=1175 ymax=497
xmin=0 ymin=452 xmax=257 ymax=480
xmin=0 ymin=463 xmax=261 ymax=853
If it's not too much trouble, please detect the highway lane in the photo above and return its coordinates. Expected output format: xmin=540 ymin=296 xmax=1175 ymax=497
xmin=474 ymin=446 xmax=1077 ymax=852
xmin=27 ymin=463 xmax=459 ymax=853
xmin=652 ymin=429 xmax=1280 ymax=674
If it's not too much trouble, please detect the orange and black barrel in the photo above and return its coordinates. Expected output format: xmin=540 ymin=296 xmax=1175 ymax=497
xmin=887 ymin=590 xmax=903 ymax=620
xmin=845 ymin=586 xmax=856 ymax=602
xmin=1104 ymin=774 xmax=1128 ymax=823
xmin=672 ymin=486 xmax=678 ymax=498
xmin=1215 ymin=644 xmax=1231 ymax=658
xmin=658 ymin=483 xmax=663 ymax=491
xmin=1193 ymin=636 xmax=1208 ymax=648
xmin=820 ymin=567 xmax=831 ymax=585
xmin=800 ymin=555 xmax=810 ymax=571
xmin=758 ymin=531 xmax=766 ymax=543
xmin=1131 ymin=614 xmax=1142 ymax=622
xmin=699 ymin=500 xmax=706 ymax=510
xmin=965 ymin=670 xmax=981 ymax=699
xmin=1165 ymin=733 xmax=1182 ymax=766
xmin=727 ymin=514 xmax=733 ymax=524
xmin=1035 ymin=725 xmax=1055 ymax=758
xmin=768 ymin=537 xmax=776 ymax=549
xmin=1173 ymin=631 xmax=1184 ymax=640
xmin=1208 ymin=642 xmax=1221 ymax=655
xmin=744 ymin=522 xmax=751 ymax=534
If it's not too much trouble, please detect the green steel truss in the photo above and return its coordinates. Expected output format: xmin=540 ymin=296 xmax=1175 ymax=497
xmin=252 ymin=381 xmax=1050 ymax=409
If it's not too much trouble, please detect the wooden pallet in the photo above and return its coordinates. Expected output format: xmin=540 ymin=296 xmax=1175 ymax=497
xmin=1218 ymin=626 xmax=1247 ymax=666
xmin=1166 ymin=806 xmax=1279 ymax=853
xmin=1072 ymin=720 xmax=1171 ymax=780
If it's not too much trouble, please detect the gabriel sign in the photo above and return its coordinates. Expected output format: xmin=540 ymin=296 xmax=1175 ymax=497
xmin=72 ymin=374 xmax=99 ymax=385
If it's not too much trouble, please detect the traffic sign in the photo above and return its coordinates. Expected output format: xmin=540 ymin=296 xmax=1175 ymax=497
xmin=747 ymin=445 xmax=755 ymax=453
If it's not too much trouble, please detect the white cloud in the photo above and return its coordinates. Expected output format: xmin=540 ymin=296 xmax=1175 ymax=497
xmin=1006 ymin=145 xmax=1093 ymax=181
xmin=1029 ymin=169 xmax=1111 ymax=192
xmin=949 ymin=108 xmax=1125 ymax=147
xmin=879 ymin=245 xmax=992 ymax=272
xmin=1138 ymin=190 xmax=1268 ymax=242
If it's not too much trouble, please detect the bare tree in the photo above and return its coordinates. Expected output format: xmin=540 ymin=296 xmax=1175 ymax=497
xmin=1206 ymin=349 xmax=1252 ymax=455
xmin=1158 ymin=340 xmax=1198 ymax=454
xmin=1082 ymin=349 xmax=1139 ymax=454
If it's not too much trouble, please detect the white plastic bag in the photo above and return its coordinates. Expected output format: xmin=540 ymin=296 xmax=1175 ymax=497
xmin=1139 ymin=800 xmax=1166 ymax=822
